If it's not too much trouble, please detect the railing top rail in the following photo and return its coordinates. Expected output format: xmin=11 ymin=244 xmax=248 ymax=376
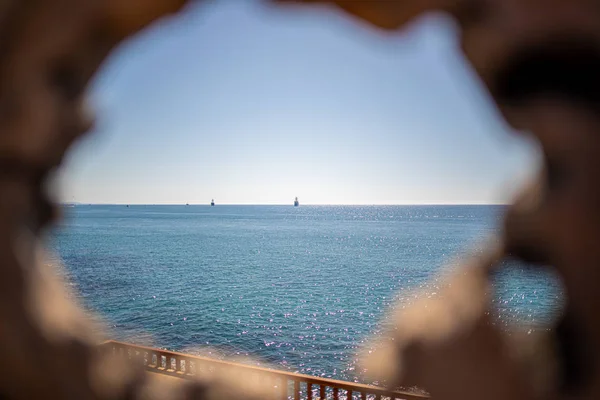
xmin=104 ymin=340 xmax=429 ymax=399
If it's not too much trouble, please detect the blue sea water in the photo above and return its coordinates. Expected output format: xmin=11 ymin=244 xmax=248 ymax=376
xmin=50 ymin=205 xmax=563 ymax=382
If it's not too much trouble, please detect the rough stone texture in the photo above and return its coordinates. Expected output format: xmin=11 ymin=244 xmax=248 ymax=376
xmin=3 ymin=0 xmax=600 ymax=399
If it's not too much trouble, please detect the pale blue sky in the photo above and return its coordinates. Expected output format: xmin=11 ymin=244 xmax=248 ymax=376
xmin=59 ymin=1 xmax=538 ymax=205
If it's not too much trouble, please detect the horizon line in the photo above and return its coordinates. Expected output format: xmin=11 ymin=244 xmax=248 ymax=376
xmin=63 ymin=202 xmax=510 ymax=206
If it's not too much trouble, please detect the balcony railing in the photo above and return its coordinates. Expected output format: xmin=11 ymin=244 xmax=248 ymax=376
xmin=102 ymin=340 xmax=428 ymax=400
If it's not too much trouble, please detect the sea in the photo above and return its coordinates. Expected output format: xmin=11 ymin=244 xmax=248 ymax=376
xmin=49 ymin=205 xmax=563 ymax=383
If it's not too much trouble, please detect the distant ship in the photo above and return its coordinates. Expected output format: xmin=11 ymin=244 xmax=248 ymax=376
xmin=294 ymin=197 xmax=299 ymax=207
xmin=211 ymin=199 xmax=215 ymax=206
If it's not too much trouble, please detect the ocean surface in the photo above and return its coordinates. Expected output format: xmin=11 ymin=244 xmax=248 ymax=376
xmin=50 ymin=205 xmax=563 ymax=383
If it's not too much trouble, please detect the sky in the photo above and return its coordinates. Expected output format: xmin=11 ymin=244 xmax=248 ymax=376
xmin=58 ymin=0 xmax=539 ymax=205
